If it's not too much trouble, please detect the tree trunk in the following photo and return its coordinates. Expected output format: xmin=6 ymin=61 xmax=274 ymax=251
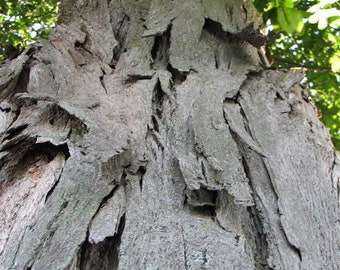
xmin=0 ymin=0 xmax=339 ymax=269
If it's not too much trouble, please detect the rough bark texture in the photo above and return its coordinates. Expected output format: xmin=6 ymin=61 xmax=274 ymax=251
xmin=0 ymin=0 xmax=339 ymax=269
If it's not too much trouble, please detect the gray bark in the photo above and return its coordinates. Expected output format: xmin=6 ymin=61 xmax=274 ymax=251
xmin=0 ymin=0 xmax=339 ymax=269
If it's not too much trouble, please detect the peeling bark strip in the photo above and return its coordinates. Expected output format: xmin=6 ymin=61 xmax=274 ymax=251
xmin=0 ymin=0 xmax=339 ymax=269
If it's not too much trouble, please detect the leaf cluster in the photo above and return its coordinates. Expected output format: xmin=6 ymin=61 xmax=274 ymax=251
xmin=254 ymin=0 xmax=340 ymax=150
xmin=0 ymin=0 xmax=59 ymax=55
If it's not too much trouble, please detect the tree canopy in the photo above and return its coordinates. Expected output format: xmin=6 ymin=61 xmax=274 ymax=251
xmin=0 ymin=0 xmax=339 ymax=149
xmin=0 ymin=0 xmax=58 ymax=54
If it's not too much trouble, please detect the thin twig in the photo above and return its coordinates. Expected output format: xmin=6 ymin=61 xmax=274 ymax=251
xmin=273 ymin=57 xmax=335 ymax=73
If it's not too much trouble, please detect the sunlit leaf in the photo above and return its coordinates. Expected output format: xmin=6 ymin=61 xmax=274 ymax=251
xmin=320 ymin=0 xmax=338 ymax=7
xmin=330 ymin=53 xmax=340 ymax=72
xmin=329 ymin=17 xmax=340 ymax=26
xmin=266 ymin=0 xmax=280 ymax=11
xmin=283 ymin=0 xmax=294 ymax=8
xmin=277 ymin=7 xmax=305 ymax=33
xmin=308 ymin=8 xmax=340 ymax=18
xmin=318 ymin=17 xmax=328 ymax=29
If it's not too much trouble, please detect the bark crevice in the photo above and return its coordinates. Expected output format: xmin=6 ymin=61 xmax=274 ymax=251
xmin=167 ymin=64 xmax=188 ymax=85
xmin=78 ymin=215 xmax=126 ymax=270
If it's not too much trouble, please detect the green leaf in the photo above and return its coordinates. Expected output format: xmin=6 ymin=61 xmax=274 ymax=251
xmin=283 ymin=0 xmax=294 ymax=8
xmin=330 ymin=53 xmax=340 ymax=72
xmin=0 ymin=0 xmax=58 ymax=51
xmin=319 ymin=0 xmax=339 ymax=8
xmin=277 ymin=7 xmax=305 ymax=33
xmin=308 ymin=5 xmax=340 ymax=29
xmin=329 ymin=17 xmax=340 ymax=26
xmin=266 ymin=0 xmax=280 ymax=11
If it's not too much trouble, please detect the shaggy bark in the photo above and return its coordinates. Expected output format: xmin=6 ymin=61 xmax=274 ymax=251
xmin=0 ymin=0 xmax=339 ymax=269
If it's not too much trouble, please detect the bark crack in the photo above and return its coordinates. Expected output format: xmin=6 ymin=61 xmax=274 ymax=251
xmin=78 ymin=168 xmax=126 ymax=269
xmin=231 ymin=112 xmax=302 ymax=268
xmin=204 ymin=18 xmax=265 ymax=48
xmin=214 ymin=215 xmax=232 ymax=233
xmin=137 ymin=166 xmax=146 ymax=192
xmin=78 ymin=214 xmax=125 ymax=270
xmin=78 ymin=214 xmax=126 ymax=270
xmin=203 ymin=18 xmax=231 ymax=43
xmin=112 ymin=12 xmax=130 ymax=60
xmin=181 ymin=227 xmax=189 ymax=270
xmin=152 ymin=79 xmax=165 ymax=120
xmin=280 ymin=223 xmax=302 ymax=262
xmin=262 ymin=160 xmax=302 ymax=263
xmin=331 ymin=150 xmax=340 ymax=202
xmin=2 ymin=124 xmax=28 ymax=141
xmin=45 ymin=166 xmax=64 ymax=202
xmin=99 ymin=74 xmax=108 ymax=94
xmin=225 ymin=120 xmax=271 ymax=268
xmin=123 ymin=74 xmax=153 ymax=85
xmin=87 ymin=172 xmax=123 ymax=229
xmin=0 ymin=104 xmax=11 ymax=113
xmin=150 ymin=23 xmax=171 ymax=70
xmin=223 ymin=103 xmax=265 ymax=157
xmin=167 ymin=63 xmax=188 ymax=85
xmin=9 ymin=226 xmax=28 ymax=269
xmin=29 ymin=200 xmax=69 ymax=266
xmin=0 ymin=137 xmax=67 ymax=187
xmin=246 ymin=206 xmax=271 ymax=270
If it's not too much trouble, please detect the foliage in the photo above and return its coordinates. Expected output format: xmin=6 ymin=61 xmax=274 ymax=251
xmin=0 ymin=0 xmax=58 ymax=54
xmin=0 ymin=0 xmax=339 ymax=149
xmin=253 ymin=0 xmax=340 ymax=150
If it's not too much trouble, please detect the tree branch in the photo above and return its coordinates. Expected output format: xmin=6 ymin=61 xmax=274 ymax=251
xmin=273 ymin=57 xmax=335 ymax=73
